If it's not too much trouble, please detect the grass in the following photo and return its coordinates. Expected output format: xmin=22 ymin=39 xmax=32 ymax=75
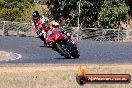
xmin=0 ymin=64 xmax=131 ymax=88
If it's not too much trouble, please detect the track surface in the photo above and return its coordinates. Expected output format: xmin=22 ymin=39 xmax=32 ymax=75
xmin=0 ymin=36 xmax=132 ymax=64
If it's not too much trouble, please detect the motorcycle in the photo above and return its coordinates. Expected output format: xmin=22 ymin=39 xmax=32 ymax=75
xmin=45 ymin=27 xmax=80 ymax=59
xmin=36 ymin=23 xmax=80 ymax=59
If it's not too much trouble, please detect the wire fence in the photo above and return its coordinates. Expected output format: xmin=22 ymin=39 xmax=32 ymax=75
xmin=1 ymin=21 xmax=132 ymax=42
xmin=81 ymin=28 xmax=132 ymax=42
xmin=0 ymin=21 xmax=35 ymax=37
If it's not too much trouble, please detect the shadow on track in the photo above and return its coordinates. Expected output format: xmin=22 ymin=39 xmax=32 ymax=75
xmin=54 ymin=57 xmax=77 ymax=59
xmin=40 ymin=45 xmax=51 ymax=48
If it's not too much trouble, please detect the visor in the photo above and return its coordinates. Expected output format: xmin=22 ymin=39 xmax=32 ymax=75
xmin=33 ymin=17 xmax=39 ymax=20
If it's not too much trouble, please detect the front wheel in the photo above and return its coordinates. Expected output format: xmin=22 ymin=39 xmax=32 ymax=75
xmin=56 ymin=39 xmax=80 ymax=59
xmin=66 ymin=39 xmax=80 ymax=58
xmin=70 ymin=46 xmax=80 ymax=58
xmin=56 ymin=42 xmax=71 ymax=59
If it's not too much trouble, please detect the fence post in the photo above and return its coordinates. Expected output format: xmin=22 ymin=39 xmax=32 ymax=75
xmin=2 ymin=21 xmax=5 ymax=36
xmin=77 ymin=27 xmax=79 ymax=40
xmin=2 ymin=21 xmax=9 ymax=36
xmin=79 ymin=28 xmax=82 ymax=40
xmin=117 ymin=29 xmax=120 ymax=42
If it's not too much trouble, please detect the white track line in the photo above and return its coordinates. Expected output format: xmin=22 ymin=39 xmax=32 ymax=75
xmin=13 ymin=53 xmax=22 ymax=60
xmin=4 ymin=52 xmax=22 ymax=61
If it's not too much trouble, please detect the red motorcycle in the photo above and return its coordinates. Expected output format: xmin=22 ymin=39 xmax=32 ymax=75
xmin=45 ymin=27 xmax=80 ymax=59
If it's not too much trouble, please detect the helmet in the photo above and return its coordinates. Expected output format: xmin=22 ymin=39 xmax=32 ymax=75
xmin=32 ymin=11 xmax=40 ymax=21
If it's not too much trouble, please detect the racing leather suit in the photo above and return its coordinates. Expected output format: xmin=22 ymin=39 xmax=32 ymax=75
xmin=32 ymin=16 xmax=49 ymax=45
xmin=49 ymin=20 xmax=71 ymax=38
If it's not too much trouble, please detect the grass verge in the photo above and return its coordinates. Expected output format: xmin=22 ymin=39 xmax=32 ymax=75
xmin=0 ymin=64 xmax=131 ymax=88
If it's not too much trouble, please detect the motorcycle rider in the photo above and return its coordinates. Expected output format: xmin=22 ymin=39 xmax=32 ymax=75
xmin=47 ymin=18 xmax=60 ymax=39
xmin=49 ymin=16 xmax=71 ymax=38
xmin=32 ymin=11 xmax=49 ymax=46
xmin=32 ymin=11 xmax=71 ymax=46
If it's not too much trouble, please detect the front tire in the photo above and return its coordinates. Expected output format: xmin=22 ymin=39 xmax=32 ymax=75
xmin=56 ymin=42 xmax=71 ymax=59
xmin=67 ymin=40 xmax=80 ymax=58
xmin=70 ymin=47 xmax=80 ymax=58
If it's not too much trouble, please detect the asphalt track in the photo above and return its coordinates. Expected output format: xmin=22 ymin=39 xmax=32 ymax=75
xmin=0 ymin=36 xmax=132 ymax=64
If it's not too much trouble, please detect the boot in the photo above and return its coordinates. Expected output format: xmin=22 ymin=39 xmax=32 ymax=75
xmin=39 ymin=35 xmax=47 ymax=47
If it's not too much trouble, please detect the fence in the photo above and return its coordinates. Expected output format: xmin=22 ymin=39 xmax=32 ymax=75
xmin=1 ymin=21 xmax=132 ymax=42
xmin=0 ymin=21 xmax=35 ymax=37
xmin=0 ymin=21 xmax=81 ymax=38
xmin=63 ymin=27 xmax=82 ymax=40
xmin=81 ymin=28 xmax=132 ymax=42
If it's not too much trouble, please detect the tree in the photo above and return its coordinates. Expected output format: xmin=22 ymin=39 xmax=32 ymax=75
xmin=45 ymin=0 xmax=128 ymax=28
xmin=125 ymin=0 xmax=132 ymax=17
xmin=0 ymin=0 xmax=33 ymax=22
xmin=80 ymin=0 xmax=104 ymax=28
xmin=98 ymin=0 xmax=128 ymax=28
xmin=46 ymin=0 xmax=78 ymax=26
xmin=46 ymin=0 xmax=105 ymax=27
xmin=1 ymin=0 xmax=128 ymax=28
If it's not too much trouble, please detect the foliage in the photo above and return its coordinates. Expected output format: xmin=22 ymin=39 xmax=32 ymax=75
xmin=80 ymin=0 xmax=104 ymax=28
xmin=99 ymin=0 xmax=128 ymax=28
xmin=46 ymin=0 xmax=104 ymax=27
xmin=0 ymin=0 xmax=129 ymax=28
xmin=46 ymin=0 xmax=79 ymax=26
xmin=45 ymin=0 xmax=128 ymax=28
xmin=0 ymin=0 xmax=33 ymax=22
xmin=0 ymin=0 xmax=4 ymax=2
xmin=125 ymin=0 xmax=132 ymax=17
